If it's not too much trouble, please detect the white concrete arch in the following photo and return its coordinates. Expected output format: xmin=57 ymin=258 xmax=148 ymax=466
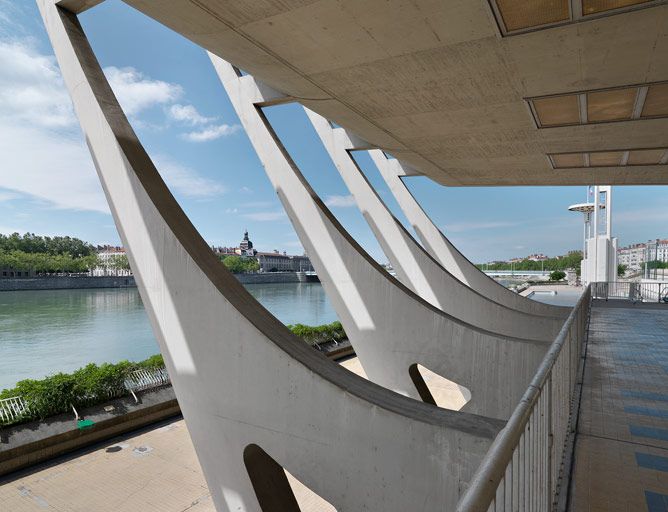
xmin=368 ymin=150 xmax=571 ymax=318
xmin=37 ymin=2 xmax=505 ymax=511
xmin=305 ymin=108 xmax=565 ymax=341
xmin=211 ymin=55 xmax=550 ymax=421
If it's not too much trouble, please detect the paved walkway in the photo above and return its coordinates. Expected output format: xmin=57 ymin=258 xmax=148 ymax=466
xmin=569 ymin=301 xmax=668 ymax=512
xmin=0 ymin=358 xmax=370 ymax=511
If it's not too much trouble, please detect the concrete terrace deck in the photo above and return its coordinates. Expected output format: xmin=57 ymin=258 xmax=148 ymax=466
xmin=0 ymin=358 xmax=364 ymax=512
xmin=569 ymin=300 xmax=668 ymax=512
xmin=3 ymin=300 xmax=668 ymax=511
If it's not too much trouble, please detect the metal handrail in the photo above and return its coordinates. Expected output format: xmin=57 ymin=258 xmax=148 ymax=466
xmin=0 ymin=396 xmax=32 ymax=424
xmin=457 ymin=284 xmax=591 ymax=512
xmin=124 ymin=367 xmax=171 ymax=403
xmin=592 ymin=281 xmax=668 ymax=303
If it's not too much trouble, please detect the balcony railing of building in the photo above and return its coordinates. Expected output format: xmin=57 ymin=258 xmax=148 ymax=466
xmin=456 ymin=285 xmax=592 ymax=512
xmin=592 ymin=281 xmax=668 ymax=303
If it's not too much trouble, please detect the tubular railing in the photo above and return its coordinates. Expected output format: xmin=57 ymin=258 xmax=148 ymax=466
xmin=457 ymin=285 xmax=592 ymax=512
xmin=124 ymin=367 xmax=171 ymax=403
xmin=592 ymin=281 xmax=668 ymax=303
xmin=1 ymin=367 xmax=171 ymax=426
xmin=0 ymin=396 xmax=32 ymax=425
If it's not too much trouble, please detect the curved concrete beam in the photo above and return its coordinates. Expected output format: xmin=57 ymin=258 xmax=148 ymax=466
xmin=37 ymin=2 xmax=505 ymax=510
xmin=210 ymin=54 xmax=549 ymax=420
xmin=369 ymin=151 xmax=570 ymax=317
xmin=305 ymin=109 xmax=564 ymax=341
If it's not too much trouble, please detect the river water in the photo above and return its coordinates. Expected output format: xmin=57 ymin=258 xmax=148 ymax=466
xmin=0 ymin=284 xmax=336 ymax=391
xmin=0 ymin=280 xmax=569 ymax=391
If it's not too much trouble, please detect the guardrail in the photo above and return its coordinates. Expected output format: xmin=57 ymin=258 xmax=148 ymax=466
xmin=0 ymin=396 xmax=32 ymax=424
xmin=0 ymin=367 xmax=171 ymax=426
xmin=456 ymin=284 xmax=592 ymax=512
xmin=124 ymin=367 xmax=171 ymax=403
xmin=592 ymin=281 xmax=668 ymax=303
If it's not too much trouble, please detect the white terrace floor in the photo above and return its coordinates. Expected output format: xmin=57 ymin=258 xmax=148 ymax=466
xmin=0 ymin=356 xmax=469 ymax=512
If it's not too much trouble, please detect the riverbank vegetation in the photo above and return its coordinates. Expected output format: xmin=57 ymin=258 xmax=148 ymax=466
xmin=0 ymin=232 xmax=99 ymax=274
xmin=476 ymin=250 xmax=583 ymax=272
xmin=0 ymin=355 xmax=165 ymax=426
xmin=0 ymin=250 xmax=99 ymax=274
xmin=286 ymin=321 xmax=346 ymax=346
xmin=0 ymin=233 xmax=94 ymax=257
xmin=220 ymin=255 xmax=260 ymax=273
xmin=1 ymin=322 xmax=347 ymax=427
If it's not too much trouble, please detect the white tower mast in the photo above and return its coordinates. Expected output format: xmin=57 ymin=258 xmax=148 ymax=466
xmin=568 ymin=186 xmax=617 ymax=286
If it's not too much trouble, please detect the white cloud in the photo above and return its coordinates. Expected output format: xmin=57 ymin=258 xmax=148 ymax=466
xmin=182 ymin=123 xmax=240 ymax=142
xmin=154 ymin=155 xmax=226 ymax=199
xmin=0 ymin=39 xmax=224 ymax=213
xmin=0 ymin=190 xmax=20 ymax=202
xmin=242 ymin=210 xmax=287 ymax=222
xmin=0 ymin=123 xmax=109 ymax=213
xmin=104 ymin=66 xmax=182 ymax=116
xmin=0 ymin=41 xmax=75 ymax=127
xmin=168 ymin=104 xmax=214 ymax=125
xmin=324 ymin=194 xmax=356 ymax=208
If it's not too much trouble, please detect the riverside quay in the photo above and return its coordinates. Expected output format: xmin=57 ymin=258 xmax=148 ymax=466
xmin=2 ymin=2 xmax=667 ymax=511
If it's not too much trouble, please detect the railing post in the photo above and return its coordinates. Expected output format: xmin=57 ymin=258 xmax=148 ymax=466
xmin=547 ymin=374 xmax=554 ymax=503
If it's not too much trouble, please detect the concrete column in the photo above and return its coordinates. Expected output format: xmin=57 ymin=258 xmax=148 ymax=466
xmin=368 ymin=151 xmax=570 ymax=317
xmin=37 ymin=2 xmax=503 ymax=510
xmin=211 ymin=54 xmax=550 ymax=420
xmin=305 ymin=109 xmax=565 ymax=341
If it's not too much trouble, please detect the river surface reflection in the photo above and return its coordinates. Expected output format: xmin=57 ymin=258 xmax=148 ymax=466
xmin=0 ymin=283 xmax=336 ymax=390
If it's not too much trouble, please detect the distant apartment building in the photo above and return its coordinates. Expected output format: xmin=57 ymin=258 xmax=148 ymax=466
xmin=92 ymin=245 xmax=132 ymax=276
xmin=255 ymin=251 xmax=314 ymax=272
xmin=526 ymin=253 xmax=548 ymax=261
xmin=212 ymin=231 xmax=313 ymax=273
xmin=617 ymin=239 xmax=668 ymax=269
xmin=211 ymin=245 xmax=238 ymax=257
xmin=617 ymin=243 xmax=647 ymax=269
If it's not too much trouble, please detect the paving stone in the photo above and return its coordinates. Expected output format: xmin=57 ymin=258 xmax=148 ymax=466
xmin=570 ymin=303 xmax=668 ymax=511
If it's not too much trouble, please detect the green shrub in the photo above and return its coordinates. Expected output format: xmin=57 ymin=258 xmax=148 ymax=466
xmin=0 ymin=354 xmax=168 ymax=426
xmin=287 ymin=321 xmax=346 ymax=346
xmin=549 ymin=270 xmax=566 ymax=281
xmin=0 ymin=322 xmax=344 ymax=427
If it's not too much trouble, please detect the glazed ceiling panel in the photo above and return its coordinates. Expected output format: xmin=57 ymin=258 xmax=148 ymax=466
xmin=587 ymin=88 xmax=637 ymax=122
xmin=533 ymin=95 xmax=581 ymax=126
xmin=494 ymin=0 xmax=570 ymax=31
xmin=118 ymin=0 xmax=668 ymax=185
xmin=583 ymin=0 xmax=652 ymax=15
xmin=642 ymin=83 xmax=668 ymax=117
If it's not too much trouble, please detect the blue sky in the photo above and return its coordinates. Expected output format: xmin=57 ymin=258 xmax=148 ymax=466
xmin=0 ymin=1 xmax=666 ymax=264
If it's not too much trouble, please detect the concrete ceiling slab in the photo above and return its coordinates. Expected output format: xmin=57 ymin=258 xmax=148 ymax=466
xmin=116 ymin=0 xmax=668 ymax=186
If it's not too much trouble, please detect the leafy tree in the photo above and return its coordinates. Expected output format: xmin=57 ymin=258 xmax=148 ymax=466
xmin=476 ymin=250 xmax=583 ymax=272
xmin=0 ymin=232 xmax=93 ymax=257
xmin=0 ymin=249 xmax=98 ymax=274
xmin=221 ymin=255 xmax=259 ymax=274
xmin=549 ymin=270 xmax=566 ymax=281
xmin=641 ymin=260 xmax=668 ymax=270
xmin=107 ymin=254 xmax=130 ymax=271
xmin=617 ymin=263 xmax=627 ymax=277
